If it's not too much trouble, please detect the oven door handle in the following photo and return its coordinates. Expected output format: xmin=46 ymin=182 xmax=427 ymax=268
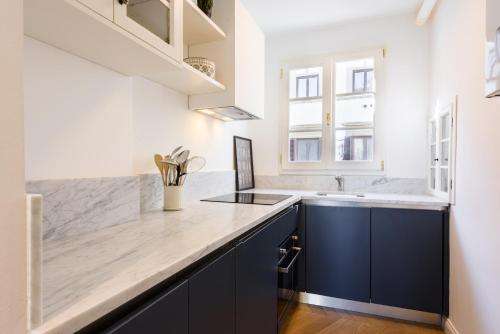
xmin=278 ymin=247 xmax=302 ymax=274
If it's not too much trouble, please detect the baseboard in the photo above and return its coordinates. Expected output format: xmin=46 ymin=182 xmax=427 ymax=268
xmin=299 ymin=292 xmax=442 ymax=326
xmin=443 ymin=318 xmax=460 ymax=334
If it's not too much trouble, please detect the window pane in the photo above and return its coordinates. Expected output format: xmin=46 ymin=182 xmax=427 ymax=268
xmin=289 ymin=137 xmax=321 ymax=162
xmin=297 ymin=77 xmax=308 ymax=98
xmin=335 ymin=58 xmax=375 ymax=95
xmin=430 ymin=144 xmax=437 ymax=166
xmin=430 ymin=168 xmax=436 ymax=190
xmin=289 ymin=100 xmax=323 ymax=128
xmin=353 ymin=71 xmax=366 ymax=92
xmin=336 ymin=129 xmax=373 ymax=161
xmin=441 ymin=141 xmax=449 ymax=166
xmin=289 ymin=100 xmax=322 ymax=162
xmin=366 ymin=70 xmax=374 ymax=92
xmin=309 ymin=76 xmax=319 ymax=97
xmin=441 ymin=114 xmax=450 ymax=139
xmin=440 ymin=168 xmax=448 ymax=192
xmin=289 ymin=67 xmax=323 ymax=99
xmin=334 ymin=95 xmax=374 ymax=128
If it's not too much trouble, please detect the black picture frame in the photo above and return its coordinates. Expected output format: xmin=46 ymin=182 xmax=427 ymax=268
xmin=233 ymin=136 xmax=255 ymax=191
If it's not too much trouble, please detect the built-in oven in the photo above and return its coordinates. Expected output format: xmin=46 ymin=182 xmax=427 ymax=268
xmin=277 ymin=231 xmax=302 ymax=329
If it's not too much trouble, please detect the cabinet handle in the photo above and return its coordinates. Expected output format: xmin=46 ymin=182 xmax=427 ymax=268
xmin=118 ymin=0 xmax=129 ymax=5
xmin=278 ymin=247 xmax=302 ymax=274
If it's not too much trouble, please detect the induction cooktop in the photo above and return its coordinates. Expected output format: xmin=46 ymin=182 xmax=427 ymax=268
xmin=201 ymin=193 xmax=293 ymax=205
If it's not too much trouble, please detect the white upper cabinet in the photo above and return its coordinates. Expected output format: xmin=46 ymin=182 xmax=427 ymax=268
xmin=188 ymin=0 xmax=265 ymax=120
xmin=24 ymin=0 xmax=264 ymax=106
xmin=114 ymin=0 xmax=182 ymax=62
xmin=77 ymin=0 xmax=113 ymax=20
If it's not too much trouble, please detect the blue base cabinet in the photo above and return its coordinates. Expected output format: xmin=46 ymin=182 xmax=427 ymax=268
xmin=105 ymin=280 xmax=189 ymax=334
xmin=235 ymin=206 xmax=298 ymax=334
xmin=189 ymin=248 xmax=235 ymax=334
xmin=306 ymin=206 xmax=371 ymax=303
xmin=371 ymin=208 xmax=444 ymax=314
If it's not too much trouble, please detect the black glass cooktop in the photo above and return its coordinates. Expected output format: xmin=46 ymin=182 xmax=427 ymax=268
xmin=201 ymin=193 xmax=292 ymax=205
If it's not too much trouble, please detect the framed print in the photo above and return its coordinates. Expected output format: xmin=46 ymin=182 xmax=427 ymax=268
xmin=486 ymin=0 xmax=500 ymax=98
xmin=233 ymin=136 xmax=255 ymax=191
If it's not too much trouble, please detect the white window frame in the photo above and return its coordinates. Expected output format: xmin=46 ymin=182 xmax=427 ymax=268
xmin=280 ymin=49 xmax=386 ymax=175
xmin=428 ymin=100 xmax=457 ymax=203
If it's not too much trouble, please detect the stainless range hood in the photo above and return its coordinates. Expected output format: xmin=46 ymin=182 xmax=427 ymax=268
xmin=194 ymin=106 xmax=260 ymax=121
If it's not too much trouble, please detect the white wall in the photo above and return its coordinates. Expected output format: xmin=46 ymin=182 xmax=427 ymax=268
xmin=430 ymin=0 xmax=500 ymax=333
xmin=24 ymin=37 xmax=249 ymax=180
xmin=250 ymin=14 xmax=430 ymax=178
xmin=24 ymin=38 xmax=134 ymax=180
xmin=132 ymin=76 xmax=249 ymax=174
xmin=0 ymin=1 xmax=27 ymax=333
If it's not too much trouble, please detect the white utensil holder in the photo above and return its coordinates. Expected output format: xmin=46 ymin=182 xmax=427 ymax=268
xmin=163 ymin=186 xmax=183 ymax=211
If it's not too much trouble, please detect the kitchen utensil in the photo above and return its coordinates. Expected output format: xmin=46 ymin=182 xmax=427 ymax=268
xmin=161 ymin=157 xmax=180 ymax=186
xmin=154 ymin=154 xmax=167 ymax=186
xmin=170 ymin=146 xmax=183 ymax=158
xmin=173 ymin=150 xmax=190 ymax=185
xmin=177 ymin=156 xmax=206 ymax=185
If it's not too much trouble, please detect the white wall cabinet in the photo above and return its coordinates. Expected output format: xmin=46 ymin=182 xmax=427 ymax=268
xmin=77 ymin=0 xmax=113 ymax=20
xmin=188 ymin=0 xmax=265 ymax=119
xmin=24 ymin=0 xmax=264 ymax=119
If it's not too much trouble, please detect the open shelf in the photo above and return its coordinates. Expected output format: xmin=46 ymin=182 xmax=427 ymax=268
xmin=183 ymin=0 xmax=226 ymax=46
xmin=171 ymin=62 xmax=226 ymax=95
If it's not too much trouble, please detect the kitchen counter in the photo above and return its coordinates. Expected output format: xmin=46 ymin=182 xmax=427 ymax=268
xmin=34 ymin=190 xmax=447 ymax=334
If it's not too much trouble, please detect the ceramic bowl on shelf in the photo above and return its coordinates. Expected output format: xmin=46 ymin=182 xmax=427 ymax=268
xmin=184 ymin=57 xmax=216 ymax=79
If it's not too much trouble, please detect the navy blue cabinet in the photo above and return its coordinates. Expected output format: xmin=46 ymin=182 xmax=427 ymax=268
xmin=306 ymin=205 xmax=371 ymax=303
xmin=105 ymin=280 xmax=188 ymax=334
xmin=371 ymin=208 xmax=444 ymax=314
xmin=235 ymin=206 xmax=298 ymax=334
xmin=189 ymin=248 xmax=235 ymax=334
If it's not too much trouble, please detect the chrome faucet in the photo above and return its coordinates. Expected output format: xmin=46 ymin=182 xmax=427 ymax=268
xmin=335 ymin=175 xmax=345 ymax=192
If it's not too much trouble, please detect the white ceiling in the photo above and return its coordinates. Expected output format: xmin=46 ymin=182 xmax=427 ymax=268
xmin=240 ymin=0 xmax=424 ymax=36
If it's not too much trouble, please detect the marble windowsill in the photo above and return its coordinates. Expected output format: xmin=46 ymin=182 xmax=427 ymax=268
xmin=32 ymin=190 xmax=447 ymax=334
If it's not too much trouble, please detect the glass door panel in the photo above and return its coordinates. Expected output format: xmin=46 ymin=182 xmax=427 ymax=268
xmin=114 ymin=0 xmax=181 ymax=61
xmin=429 ymin=121 xmax=437 ymax=190
xmin=127 ymin=0 xmax=170 ymax=43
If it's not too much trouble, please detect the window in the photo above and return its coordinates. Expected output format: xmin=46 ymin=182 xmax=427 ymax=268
xmin=429 ymin=102 xmax=456 ymax=202
xmin=296 ymin=74 xmax=320 ymax=98
xmin=281 ymin=50 xmax=384 ymax=172
xmin=352 ymin=69 xmax=374 ymax=93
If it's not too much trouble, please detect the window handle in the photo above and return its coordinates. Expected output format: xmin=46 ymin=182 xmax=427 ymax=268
xmin=326 ymin=113 xmax=332 ymax=126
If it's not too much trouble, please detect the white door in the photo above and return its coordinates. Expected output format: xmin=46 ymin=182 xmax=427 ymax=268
xmin=114 ymin=0 xmax=182 ymax=62
xmin=78 ymin=0 xmax=114 ymax=20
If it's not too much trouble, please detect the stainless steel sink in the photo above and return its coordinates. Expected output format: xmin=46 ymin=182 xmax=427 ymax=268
xmin=315 ymin=191 xmax=365 ymax=198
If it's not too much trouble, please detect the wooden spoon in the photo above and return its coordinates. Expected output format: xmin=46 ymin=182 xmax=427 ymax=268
xmin=154 ymin=154 xmax=166 ymax=186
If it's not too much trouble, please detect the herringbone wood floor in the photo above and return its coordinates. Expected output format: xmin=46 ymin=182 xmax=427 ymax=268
xmin=280 ymin=303 xmax=444 ymax=334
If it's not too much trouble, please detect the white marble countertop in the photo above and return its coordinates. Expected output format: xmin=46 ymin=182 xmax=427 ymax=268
xmin=33 ymin=190 xmax=447 ymax=334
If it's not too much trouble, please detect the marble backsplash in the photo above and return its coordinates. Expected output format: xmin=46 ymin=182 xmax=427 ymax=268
xmin=26 ymin=176 xmax=140 ymax=241
xmin=140 ymin=171 xmax=235 ymax=212
xmin=26 ymin=172 xmax=236 ymax=241
xmin=27 ymin=172 xmax=426 ymax=241
xmin=255 ymin=175 xmax=428 ymax=195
